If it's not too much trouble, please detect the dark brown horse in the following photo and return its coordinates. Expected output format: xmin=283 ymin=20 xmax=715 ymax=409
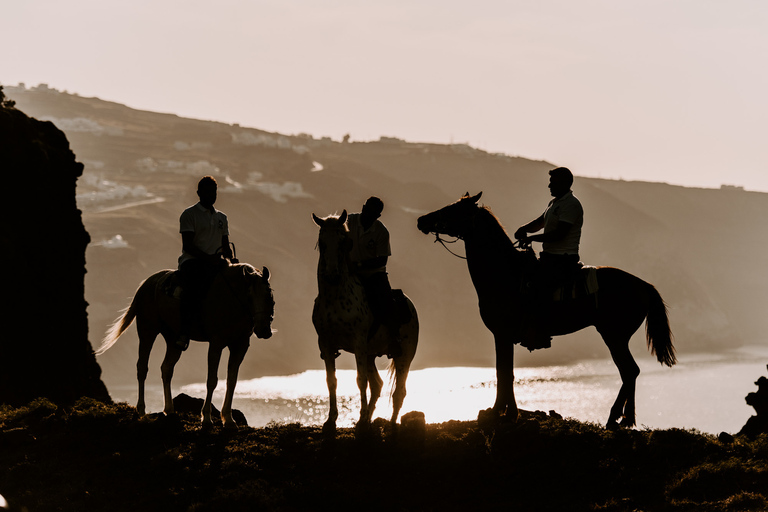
xmin=417 ymin=192 xmax=675 ymax=428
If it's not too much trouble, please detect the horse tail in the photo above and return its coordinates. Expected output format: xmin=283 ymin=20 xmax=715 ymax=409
xmin=645 ymin=283 xmax=676 ymax=367
xmin=95 ymin=274 xmax=157 ymax=355
xmin=95 ymin=305 xmax=136 ymax=355
xmin=387 ymin=359 xmax=397 ymax=400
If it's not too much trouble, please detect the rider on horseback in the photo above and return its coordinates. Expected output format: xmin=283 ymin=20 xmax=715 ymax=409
xmin=347 ymin=196 xmax=402 ymax=358
xmin=514 ymin=167 xmax=584 ymax=350
xmin=176 ymin=176 xmax=233 ymax=350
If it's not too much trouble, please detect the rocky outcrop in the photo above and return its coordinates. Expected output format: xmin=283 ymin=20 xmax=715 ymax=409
xmin=737 ymin=366 xmax=768 ymax=438
xmin=0 ymin=89 xmax=109 ymax=406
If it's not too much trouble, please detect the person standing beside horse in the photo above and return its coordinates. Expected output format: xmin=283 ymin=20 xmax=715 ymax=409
xmin=347 ymin=196 xmax=402 ymax=358
xmin=514 ymin=167 xmax=584 ymax=349
xmin=176 ymin=175 xmax=233 ymax=351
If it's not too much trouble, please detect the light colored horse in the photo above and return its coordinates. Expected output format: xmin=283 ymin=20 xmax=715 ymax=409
xmin=312 ymin=211 xmax=419 ymax=432
xmin=96 ymin=263 xmax=274 ymax=429
xmin=418 ymin=193 xmax=675 ymax=429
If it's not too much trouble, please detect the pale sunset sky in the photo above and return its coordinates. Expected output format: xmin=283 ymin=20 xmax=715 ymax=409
xmin=3 ymin=0 xmax=767 ymax=191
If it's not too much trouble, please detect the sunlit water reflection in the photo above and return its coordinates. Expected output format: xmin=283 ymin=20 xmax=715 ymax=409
xmin=110 ymin=347 xmax=768 ymax=434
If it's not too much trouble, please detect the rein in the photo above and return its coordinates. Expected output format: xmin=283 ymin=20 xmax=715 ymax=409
xmin=433 ymin=233 xmax=467 ymax=260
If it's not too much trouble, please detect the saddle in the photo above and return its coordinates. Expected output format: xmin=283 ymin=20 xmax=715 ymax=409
xmin=550 ymin=266 xmax=598 ymax=302
xmin=520 ymin=263 xmax=599 ymax=304
xmin=162 ymin=271 xmax=183 ymax=299
xmin=392 ymin=289 xmax=413 ymax=324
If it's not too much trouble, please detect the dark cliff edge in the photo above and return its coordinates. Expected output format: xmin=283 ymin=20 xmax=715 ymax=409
xmin=0 ymin=88 xmax=109 ymax=406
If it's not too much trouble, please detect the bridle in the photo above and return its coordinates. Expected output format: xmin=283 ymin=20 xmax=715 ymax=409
xmin=433 ymin=233 xmax=467 ymax=260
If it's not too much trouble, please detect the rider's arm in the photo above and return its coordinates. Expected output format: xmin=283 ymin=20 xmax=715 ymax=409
xmin=527 ymin=221 xmax=573 ymax=243
xmin=182 ymin=231 xmax=221 ymax=264
xmin=359 ymin=255 xmax=388 ymax=270
xmin=221 ymin=235 xmax=233 ymax=260
xmin=514 ymin=214 xmax=545 ymax=240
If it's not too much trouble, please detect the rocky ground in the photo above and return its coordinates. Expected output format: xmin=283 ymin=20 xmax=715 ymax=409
xmin=1 ymin=398 xmax=768 ymax=512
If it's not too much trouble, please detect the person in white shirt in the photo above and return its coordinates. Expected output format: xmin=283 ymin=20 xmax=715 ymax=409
xmin=514 ymin=167 xmax=584 ymax=349
xmin=347 ymin=196 xmax=401 ymax=357
xmin=176 ymin=176 xmax=233 ymax=350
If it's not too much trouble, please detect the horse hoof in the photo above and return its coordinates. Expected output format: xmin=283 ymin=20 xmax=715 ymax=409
xmin=223 ymin=421 xmax=239 ymax=431
xmin=322 ymin=421 xmax=336 ymax=436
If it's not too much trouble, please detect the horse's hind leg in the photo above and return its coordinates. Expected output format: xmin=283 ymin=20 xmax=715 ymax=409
xmin=366 ymin=356 xmax=383 ymax=422
xmin=605 ymin=337 xmax=640 ymax=428
xmin=160 ymin=334 xmax=183 ymax=416
xmin=390 ymin=357 xmax=412 ymax=425
xmin=136 ymin=321 xmax=158 ymax=416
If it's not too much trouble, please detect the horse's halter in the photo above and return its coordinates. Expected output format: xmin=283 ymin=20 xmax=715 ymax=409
xmin=422 ymin=201 xmax=482 ymax=260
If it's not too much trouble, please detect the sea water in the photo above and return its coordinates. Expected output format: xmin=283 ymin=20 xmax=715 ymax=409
xmin=109 ymin=347 xmax=768 ymax=435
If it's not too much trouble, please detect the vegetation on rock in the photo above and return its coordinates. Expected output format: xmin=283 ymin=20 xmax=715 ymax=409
xmin=1 ymin=400 xmax=767 ymax=511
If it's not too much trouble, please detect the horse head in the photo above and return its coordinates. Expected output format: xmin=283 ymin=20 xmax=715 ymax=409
xmin=245 ymin=265 xmax=274 ymax=339
xmin=417 ymin=192 xmax=483 ymax=239
xmin=312 ymin=210 xmax=352 ymax=285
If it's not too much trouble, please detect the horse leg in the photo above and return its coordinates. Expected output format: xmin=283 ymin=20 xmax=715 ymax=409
xmin=355 ymin=352 xmax=371 ymax=424
xmin=220 ymin=341 xmax=249 ymax=430
xmin=135 ymin=321 xmax=157 ymax=416
xmin=202 ymin=342 xmax=224 ymax=430
xmin=606 ymin=338 xmax=640 ymax=428
xmin=160 ymin=337 xmax=183 ymax=416
xmin=321 ymin=348 xmax=339 ymax=433
xmin=390 ymin=358 xmax=411 ymax=426
xmin=366 ymin=356 xmax=383 ymax=423
xmin=493 ymin=333 xmax=518 ymax=422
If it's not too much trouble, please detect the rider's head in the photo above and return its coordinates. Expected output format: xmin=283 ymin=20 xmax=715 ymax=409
xmin=548 ymin=167 xmax=573 ymax=198
xmin=362 ymin=196 xmax=384 ymax=220
xmin=197 ymin=175 xmax=218 ymax=208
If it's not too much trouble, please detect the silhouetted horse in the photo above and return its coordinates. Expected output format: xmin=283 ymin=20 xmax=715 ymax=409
xmin=417 ymin=193 xmax=675 ymax=428
xmin=97 ymin=263 xmax=274 ymax=429
xmin=312 ymin=211 xmax=418 ymax=432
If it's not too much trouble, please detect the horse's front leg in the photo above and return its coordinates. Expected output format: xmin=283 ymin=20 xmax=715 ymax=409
xmin=355 ymin=351 xmax=371 ymax=424
xmin=321 ymin=344 xmax=339 ymax=434
xmin=202 ymin=342 xmax=224 ymax=430
xmin=160 ymin=336 xmax=183 ymax=416
xmin=493 ymin=333 xmax=518 ymax=422
xmin=221 ymin=339 xmax=249 ymax=430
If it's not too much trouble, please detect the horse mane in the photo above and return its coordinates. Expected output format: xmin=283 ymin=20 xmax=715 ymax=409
xmin=234 ymin=262 xmax=260 ymax=278
xmin=320 ymin=213 xmax=349 ymax=231
xmin=477 ymin=205 xmax=524 ymax=258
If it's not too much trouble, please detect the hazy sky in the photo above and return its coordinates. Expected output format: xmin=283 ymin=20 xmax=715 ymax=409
xmin=4 ymin=1 xmax=768 ymax=191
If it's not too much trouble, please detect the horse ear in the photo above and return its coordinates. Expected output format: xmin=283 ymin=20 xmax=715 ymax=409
xmin=262 ymin=266 xmax=270 ymax=281
xmin=312 ymin=213 xmax=324 ymax=227
xmin=339 ymin=210 xmax=347 ymax=224
xmin=471 ymin=192 xmax=482 ymax=203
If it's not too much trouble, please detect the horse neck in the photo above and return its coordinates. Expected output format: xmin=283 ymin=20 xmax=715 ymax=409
xmin=316 ymin=251 xmax=358 ymax=299
xmin=463 ymin=209 xmax=524 ymax=294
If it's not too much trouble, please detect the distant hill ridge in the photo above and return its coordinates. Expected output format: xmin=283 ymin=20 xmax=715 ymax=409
xmin=5 ymin=84 xmax=766 ymax=385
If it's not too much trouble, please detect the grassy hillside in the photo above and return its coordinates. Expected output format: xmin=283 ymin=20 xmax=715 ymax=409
xmin=5 ymin=84 xmax=766 ymax=389
xmin=1 ymin=398 xmax=767 ymax=512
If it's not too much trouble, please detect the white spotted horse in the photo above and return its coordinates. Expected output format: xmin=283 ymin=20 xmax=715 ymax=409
xmin=312 ymin=211 xmax=419 ymax=433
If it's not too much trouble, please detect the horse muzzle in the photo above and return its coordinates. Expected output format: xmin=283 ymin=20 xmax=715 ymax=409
xmin=254 ymin=327 xmax=273 ymax=339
